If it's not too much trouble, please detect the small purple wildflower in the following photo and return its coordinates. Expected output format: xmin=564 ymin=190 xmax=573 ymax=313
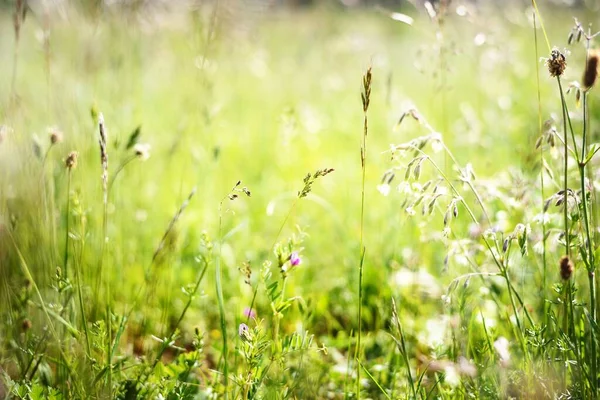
xmin=239 ymin=323 xmax=251 ymax=341
xmin=243 ymin=307 xmax=256 ymax=319
xmin=290 ymin=252 xmax=301 ymax=267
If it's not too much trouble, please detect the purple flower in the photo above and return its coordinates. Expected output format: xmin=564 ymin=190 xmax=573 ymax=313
xmin=243 ymin=307 xmax=256 ymax=319
xmin=290 ymin=252 xmax=301 ymax=267
xmin=239 ymin=323 xmax=251 ymax=341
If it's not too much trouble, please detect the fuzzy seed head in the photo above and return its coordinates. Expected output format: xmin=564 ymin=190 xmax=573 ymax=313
xmin=48 ymin=127 xmax=63 ymax=145
xmin=546 ymin=48 xmax=567 ymax=78
xmin=21 ymin=319 xmax=32 ymax=332
xmin=65 ymin=151 xmax=78 ymax=170
xmin=583 ymin=50 xmax=599 ymax=91
xmin=559 ymin=255 xmax=574 ymax=280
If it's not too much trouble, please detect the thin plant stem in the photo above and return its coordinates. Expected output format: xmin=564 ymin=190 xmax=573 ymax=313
xmin=64 ymin=170 xmax=71 ymax=275
xmin=533 ymin=11 xmax=549 ymax=324
xmin=75 ymin=252 xmax=91 ymax=356
xmin=582 ymin=86 xmax=597 ymax=396
xmin=216 ymin=181 xmax=246 ymax=399
xmin=391 ymin=298 xmax=415 ymax=398
xmin=108 ymin=154 xmax=137 ymax=192
xmin=530 ymin=0 xmax=551 ymax=52
xmin=97 ymin=114 xmax=112 ymax=395
xmin=148 ymin=261 xmax=209 ymax=374
xmin=216 ymin=200 xmax=229 ymax=397
xmin=500 ymin=252 xmax=528 ymax=360
xmin=357 ymin=66 xmax=372 ymax=399
xmin=10 ymin=0 xmax=24 ymax=103
xmin=557 ymin=77 xmax=571 ymax=256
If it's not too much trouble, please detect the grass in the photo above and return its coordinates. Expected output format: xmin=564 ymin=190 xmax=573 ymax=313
xmin=2 ymin=1 xmax=600 ymax=398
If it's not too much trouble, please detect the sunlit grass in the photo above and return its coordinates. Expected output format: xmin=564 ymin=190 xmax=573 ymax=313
xmin=1 ymin=2 xmax=600 ymax=398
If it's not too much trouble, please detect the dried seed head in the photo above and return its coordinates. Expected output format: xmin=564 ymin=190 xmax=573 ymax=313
xmin=21 ymin=319 xmax=32 ymax=332
xmin=583 ymin=50 xmax=599 ymax=91
xmin=48 ymin=127 xmax=63 ymax=145
xmin=559 ymin=255 xmax=574 ymax=280
xmin=546 ymin=48 xmax=567 ymax=78
xmin=65 ymin=151 xmax=78 ymax=170
xmin=238 ymin=261 xmax=252 ymax=286
xmin=502 ymin=237 xmax=510 ymax=253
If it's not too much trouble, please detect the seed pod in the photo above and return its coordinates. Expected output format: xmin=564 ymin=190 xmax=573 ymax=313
xmin=583 ymin=50 xmax=599 ymax=91
xmin=535 ymin=136 xmax=543 ymax=149
xmin=559 ymin=255 xmax=574 ymax=280
xmin=413 ymin=160 xmax=422 ymax=180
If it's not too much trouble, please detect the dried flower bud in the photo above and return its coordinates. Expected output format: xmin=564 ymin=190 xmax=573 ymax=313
xmin=48 ymin=127 xmax=63 ymax=145
xmin=546 ymin=48 xmax=567 ymax=78
xmin=22 ymin=319 xmax=32 ymax=332
xmin=583 ymin=50 xmax=599 ymax=91
xmin=65 ymin=151 xmax=78 ymax=170
xmin=560 ymin=255 xmax=574 ymax=280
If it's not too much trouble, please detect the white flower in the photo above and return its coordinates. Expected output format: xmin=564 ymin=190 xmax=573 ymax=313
xmin=494 ymin=337 xmax=510 ymax=367
xmin=444 ymin=365 xmax=460 ymax=387
xmin=377 ymin=183 xmax=391 ymax=196
xmin=133 ymin=143 xmax=151 ymax=161
xmin=423 ymin=316 xmax=448 ymax=348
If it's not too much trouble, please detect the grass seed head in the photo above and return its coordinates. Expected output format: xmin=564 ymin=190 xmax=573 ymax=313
xmin=546 ymin=48 xmax=567 ymax=77
xmin=48 ymin=127 xmax=63 ymax=145
xmin=560 ymin=255 xmax=574 ymax=280
xmin=583 ymin=50 xmax=599 ymax=91
xmin=65 ymin=151 xmax=78 ymax=170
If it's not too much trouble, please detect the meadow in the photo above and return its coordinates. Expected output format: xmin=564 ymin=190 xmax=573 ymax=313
xmin=1 ymin=0 xmax=600 ymax=398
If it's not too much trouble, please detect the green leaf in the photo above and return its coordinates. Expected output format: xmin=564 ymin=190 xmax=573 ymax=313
xmin=583 ymin=143 xmax=600 ymax=165
xmin=125 ymin=125 xmax=142 ymax=150
xmin=30 ymin=383 xmax=45 ymax=400
xmin=42 ymin=306 xmax=80 ymax=338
